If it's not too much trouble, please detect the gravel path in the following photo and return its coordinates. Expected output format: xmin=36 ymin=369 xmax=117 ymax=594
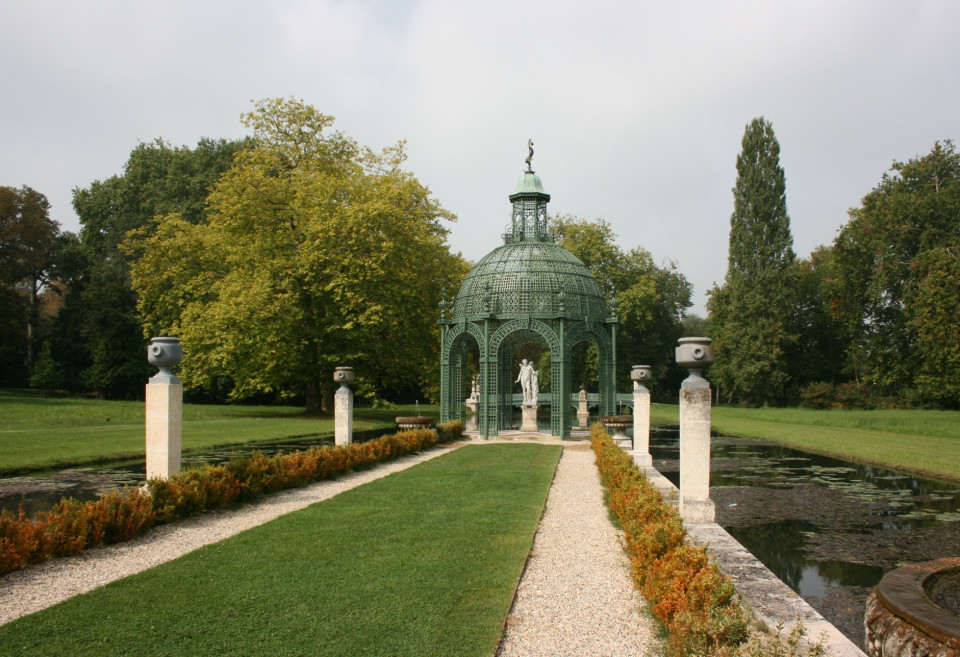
xmin=497 ymin=443 xmax=660 ymax=657
xmin=0 ymin=444 xmax=461 ymax=626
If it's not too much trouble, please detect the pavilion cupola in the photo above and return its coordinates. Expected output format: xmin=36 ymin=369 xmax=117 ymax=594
xmin=505 ymin=140 xmax=553 ymax=244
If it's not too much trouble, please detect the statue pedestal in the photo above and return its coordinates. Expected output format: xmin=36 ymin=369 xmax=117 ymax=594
xmin=577 ymin=388 xmax=589 ymax=428
xmin=145 ymin=381 xmax=182 ymax=480
xmin=335 ymin=384 xmax=353 ymax=446
xmin=679 ymin=385 xmax=714 ymax=524
xmin=633 ymin=384 xmax=652 ymax=467
xmin=520 ymin=404 xmax=539 ymax=432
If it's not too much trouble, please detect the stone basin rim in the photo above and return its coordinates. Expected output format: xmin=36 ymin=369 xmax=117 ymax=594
xmin=874 ymin=556 xmax=960 ymax=648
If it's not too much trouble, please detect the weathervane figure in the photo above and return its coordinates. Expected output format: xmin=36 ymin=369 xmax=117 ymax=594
xmin=525 ymin=139 xmax=534 ymax=171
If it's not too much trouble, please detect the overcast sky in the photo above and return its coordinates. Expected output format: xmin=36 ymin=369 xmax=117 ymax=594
xmin=3 ymin=1 xmax=958 ymax=314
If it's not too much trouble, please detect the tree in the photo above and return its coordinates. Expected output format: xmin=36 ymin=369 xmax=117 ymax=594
xmin=784 ymin=246 xmax=847 ymax=392
xmin=708 ymin=117 xmax=796 ymax=405
xmin=681 ymin=314 xmax=712 ymax=338
xmin=910 ymin=247 xmax=960 ymax=406
xmin=127 ymin=98 xmax=466 ymax=413
xmin=830 ymin=141 xmax=960 ymax=405
xmin=0 ymin=185 xmax=59 ymax=385
xmin=551 ymin=215 xmax=692 ymax=393
xmin=47 ymin=137 xmax=249 ymax=397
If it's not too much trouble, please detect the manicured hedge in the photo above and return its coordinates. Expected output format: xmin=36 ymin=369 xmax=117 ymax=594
xmin=591 ymin=423 xmax=752 ymax=657
xmin=0 ymin=421 xmax=464 ymax=577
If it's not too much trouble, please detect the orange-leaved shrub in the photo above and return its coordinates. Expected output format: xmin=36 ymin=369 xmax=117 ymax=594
xmin=591 ymin=423 xmax=751 ymax=657
xmin=0 ymin=420 xmax=464 ymax=577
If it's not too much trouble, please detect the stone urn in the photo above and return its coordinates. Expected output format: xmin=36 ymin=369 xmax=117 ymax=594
xmin=865 ymin=557 xmax=960 ymax=656
xmin=147 ymin=337 xmax=183 ymax=383
xmin=395 ymin=416 xmax=434 ymax=430
xmin=333 ymin=366 xmax=355 ymax=388
xmin=675 ymin=337 xmax=713 ymax=386
xmin=631 ymin=365 xmax=653 ymax=388
xmin=602 ymin=415 xmax=633 ymax=449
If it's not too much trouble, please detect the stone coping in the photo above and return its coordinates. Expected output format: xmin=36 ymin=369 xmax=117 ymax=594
xmin=640 ymin=461 xmax=868 ymax=657
xmin=874 ymin=557 xmax=960 ymax=648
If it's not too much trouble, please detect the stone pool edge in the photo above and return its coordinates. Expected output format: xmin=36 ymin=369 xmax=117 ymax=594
xmin=642 ymin=464 xmax=868 ymax=657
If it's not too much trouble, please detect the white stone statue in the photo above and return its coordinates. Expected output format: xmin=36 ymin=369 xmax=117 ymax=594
xmin=516 ymin=359 xmax=537 ymax=404
xmin=531 ymin=369 xmax=539 ymax=405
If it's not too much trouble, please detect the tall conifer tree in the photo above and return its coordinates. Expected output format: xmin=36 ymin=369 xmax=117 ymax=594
xmin=708 ymin=117 xmax=796 ymax=404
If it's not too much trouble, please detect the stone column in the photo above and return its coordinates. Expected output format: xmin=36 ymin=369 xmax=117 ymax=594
xmin=334 ymin=367 xmax=355 ymax=446
xmin=145 ymin=337 xmax=183 ymax=480
xmin=631 ymin=365 xmax=653 ymax=468
xmin=676 ymin=337 xmax=715 ymax=524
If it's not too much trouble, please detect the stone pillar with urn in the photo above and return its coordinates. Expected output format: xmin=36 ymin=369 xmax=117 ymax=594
xmin=145 ymin=337 xmax=183 ymax=480
xmin=631 ymin=365 xmax=653 ymax=468
xmin=675 ymin=337 xmax=715 ymax=524
xmin=334 ymin=367 xmax=355 ymax=446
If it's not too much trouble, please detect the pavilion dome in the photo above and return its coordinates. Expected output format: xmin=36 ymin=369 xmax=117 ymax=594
xmin=451 ymin=170 xmax=607 ymax=323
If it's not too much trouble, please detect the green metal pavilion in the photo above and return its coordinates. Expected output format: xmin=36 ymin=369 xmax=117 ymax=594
xmin=438 ymin=157 xmax=618 ymax=438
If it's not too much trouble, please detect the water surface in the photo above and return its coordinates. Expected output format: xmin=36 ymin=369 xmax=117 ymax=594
xmin=649 ymin=424 xmax=960 ymax=647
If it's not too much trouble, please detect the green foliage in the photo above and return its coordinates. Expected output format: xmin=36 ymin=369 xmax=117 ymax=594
xmin=709 ymin=118 xmax=796 ymax=405
xmin=798 ymin=382 xmax=880 ymax=410
xmin=45 ymin=137 xmax=248 ymax=398
xmin=682 ymin=313 xmax=712 ymax=337
xmin=798 ymin=382 xmax=837 ymax=409
xmin=830 ymin=141 xmax=960 ymax=405
xmin=551 ymin=214 xmax=692 ymax=391
xmin=782 ymin=247 xmax=847 ymax=393
xmin=28 ymin=340 xmax=63 ymax=390
xmin=126 ymin=98 xmax=467 ymax=412
xmin=0 ymin=185 xmax=59 ymax=385
xmin=908 ymin=247 xmax=960 ymax=406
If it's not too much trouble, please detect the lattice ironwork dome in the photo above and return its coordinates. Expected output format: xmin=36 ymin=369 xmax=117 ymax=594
xmin=451 ymin=240 xmax=608 ymax=322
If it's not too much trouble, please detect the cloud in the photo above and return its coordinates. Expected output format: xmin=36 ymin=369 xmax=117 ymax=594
xmin=1 ymin=0 xmax=959 ymax=314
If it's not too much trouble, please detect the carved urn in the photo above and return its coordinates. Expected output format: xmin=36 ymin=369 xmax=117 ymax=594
xmin=333 ymin=366 xmax=355 ymax=388
xmin=675 ymin=337 xmax=713 ymax=386
xmin=631 ymin=365 xmax=653 ymax=388
xmin=148 ymin=337 xmax=183 ymax=383
xmin=395 ymin=416 xmax=434 ymax=430
xmin=602 ymin=415 xmax=634 ymax=449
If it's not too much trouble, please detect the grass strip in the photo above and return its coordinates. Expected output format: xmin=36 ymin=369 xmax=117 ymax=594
xmin=0 ymin=444 xmax=561 ymax=657
xmin=0 ymin=391 xmax=433 ymax=474
xmin=650 ymin=403 xmax=960 ymax=483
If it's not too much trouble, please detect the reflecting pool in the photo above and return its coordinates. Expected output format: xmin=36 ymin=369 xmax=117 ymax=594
xmin=650 ymin=424 xmax=960 ymax=648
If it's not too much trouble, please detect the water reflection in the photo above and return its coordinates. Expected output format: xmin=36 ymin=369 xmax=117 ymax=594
xmin=649 ymin=424 xmax=960 ymax=646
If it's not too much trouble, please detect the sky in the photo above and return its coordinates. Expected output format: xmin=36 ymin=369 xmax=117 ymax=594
xmin=2 ymin=0 xmax=959 ymax=314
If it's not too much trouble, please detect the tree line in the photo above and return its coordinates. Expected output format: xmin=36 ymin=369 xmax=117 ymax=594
xmin=12 ymin=103 xmax=947 ymax=410
xmin=2 ymin=98 xmax=693 ymax=408
xmin=708 ymin=118 xmax=960 ymax=408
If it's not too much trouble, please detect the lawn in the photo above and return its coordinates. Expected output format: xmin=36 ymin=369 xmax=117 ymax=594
xmin=0 ymin=444 xmax=562 ymax=657
xmin=0 ymin=390 xmax=435 ymax=474
xmin=650 ymin=403 xmax=960 ymax=482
